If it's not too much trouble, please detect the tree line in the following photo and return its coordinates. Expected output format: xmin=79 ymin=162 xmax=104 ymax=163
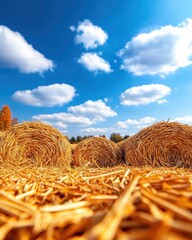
xmin=69 ymin=133 xmax=129 ymax=144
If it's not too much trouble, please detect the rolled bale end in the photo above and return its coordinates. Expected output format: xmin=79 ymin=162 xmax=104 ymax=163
xmin=0 ymin=122 xmax=72 ymax=168
xmin=72 ymin=137 xmax=124 ymax=168
xmin=124 ymin=121 xmax=192 ymax=168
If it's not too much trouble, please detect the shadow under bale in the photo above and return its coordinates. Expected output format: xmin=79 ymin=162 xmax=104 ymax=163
xmin=72 ymin=137 xmax=123 ymax=168
xmin=124 ymin=121 xmax=192 ymax=168
xmin=0 ymin=122 xmax=72 ymax=168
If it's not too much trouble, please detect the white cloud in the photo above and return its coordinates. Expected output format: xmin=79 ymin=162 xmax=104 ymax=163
xmin=78 ymin=52 xmax=112 ymax=73
xmin=32 ymin=99 xmax=117 ymax=133
xmin=114 ymin=121 xmax=128 ymax=129
xmin=52 ymin=122 xmax=68 ymax=129
xmin=157 ymin=99 xmax=168 ymax=104
xmin=0 ymin=25 xmax=54 ymax=74
xmin=117 ymin=18 xmax=192 ymax=76
xmin=172 ymin=116 xmax=192 ymax=124
xmin=125 ymin=116 xmax=157 ymax=125
xmin=120 ymin=84 xmax=171 ymax=106
xmin=12 ymin=83 xmax=76 ymax=107
xmin=114 ymin=116 xmax=156 ymax=130
xmin=68 ymin=99 xmax=117 ymax=119
xmin=32 ymin=112 xmax=95 ymax=126
xmin=40 ymin=121 xmax=67 ymax=130
xmin=70 ymin=19 xmax=108 ymax=49
xmin=79 ymin=127 xmax=110 ymax=133
xmin=136 ymin=125 xmax=149 ymax=130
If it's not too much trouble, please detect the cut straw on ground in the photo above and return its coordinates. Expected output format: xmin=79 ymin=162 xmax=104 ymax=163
xmin=0 ymin=165 xmax=191 ymax=239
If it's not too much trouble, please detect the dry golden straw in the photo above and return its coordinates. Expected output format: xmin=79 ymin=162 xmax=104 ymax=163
xmin=0 ymin=166 xmax=191 ymax=239
xmin=73 ymin=137 xmax=123 ymax=167
xmin=0 ymin=131 xmax=4 ymax=137
xmin=0 ymin=122 xmax=72 ymax=168
xmin=124 ymin=121 xmax=192 ymax=167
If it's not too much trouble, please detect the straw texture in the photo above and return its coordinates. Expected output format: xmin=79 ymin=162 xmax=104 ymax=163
xmin=0 ymin=122 xmax=72 ymax=168
xmin=0 ymin=131 xmax=4 ymax=137
xmin=73 ymin=137 xmax=123 ymax=167
xmin=0 ymin=165 xmax=191 ymax=239
xmin=124 ymin=121 xmax=192 ymax=167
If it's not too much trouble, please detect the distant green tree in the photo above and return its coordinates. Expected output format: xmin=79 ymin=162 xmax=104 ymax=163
xmin=82 ymin=135 xmax=94 ymax=140
xmin=76 ymin=136 xmax=83 ymax=142
xmin=70 ymin=136 xmax=76 ymax=144
xmin=99 ymin=135 xmax=106 ymax=138
xmin=123 ymin=135 xmax=129 ymax=140
xmin=82 ymin=135 xmax=88 ymax=140
xmin=109 ymin=133 xmax=123 ymax=143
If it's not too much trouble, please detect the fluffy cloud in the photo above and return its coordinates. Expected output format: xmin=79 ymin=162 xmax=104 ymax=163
xmin=173 ymin=116 xmax=192 ymax=124
xmin=12 ymin=83 xmax=76 ymax=107
xmin=32 ymin=99 xmax=117 ymax=131
xmin=125 ymin=116 xmax=157 ymax=125
xmin=114 ymin=121 xmax=128 ymax=129
xmin=78 ymin=52 xmax=112 ymax=73
xmin=117 ymin=18 xmax=192 ymax=76
xmin=79 ymin=127 xmax=110 ymax=133
xmin=31 ymin=98 xmax=116 ymax=134
xmin=0 ymin=25 xmax=54 ymax=74
xmin=68 ymin=99 xmax=117 ymax=119
xmin=114 ymin=116 xmax=156 ymax=129
xmin=40 ymin=121 xmax=68 ymax=130
xmin=70 ymin=19 xmax=108 ymax=49
xmin=32 ymin=113 xmax=95 ymax=126
xmin=52 ymin=122 xmax=68 ymax=129
xmin=120 ymin=84 xmax=171 ymax=106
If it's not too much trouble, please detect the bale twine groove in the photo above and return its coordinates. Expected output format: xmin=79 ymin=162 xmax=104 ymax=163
xmin=124 ymin=121 xmax=192 ymax=168
xmin=72 ymin=137 xmax=123 ymax=168
xmin=0 ymin=122 xmax=72 ymax=168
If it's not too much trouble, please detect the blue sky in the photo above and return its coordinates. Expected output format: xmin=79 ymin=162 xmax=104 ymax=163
xmin=1 ymin=0 xmax=192 ymax=137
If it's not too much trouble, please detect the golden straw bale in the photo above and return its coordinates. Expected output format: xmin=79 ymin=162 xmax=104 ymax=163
xmin=0 ymin=122 xmax=72 ymax=168
xmin=124 ymin=121 xmax=192 ymax=168
xmin=72 ymin=137 xmax=123 ymax=168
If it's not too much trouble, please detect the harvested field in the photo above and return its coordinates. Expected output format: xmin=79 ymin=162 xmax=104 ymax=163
xmin=0 ymin=131 xmax=4 ymax=137
xmin=0 ymin=165 xmax=192 ymax=239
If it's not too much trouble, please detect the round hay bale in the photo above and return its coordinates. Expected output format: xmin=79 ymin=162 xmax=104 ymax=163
xmin=0 ymin=122 xmax=72 ymax=168
xmin=72 ymin=137 xmax=123 ymax=168
xmin=124 ymin=121 xmax=192 ymax=168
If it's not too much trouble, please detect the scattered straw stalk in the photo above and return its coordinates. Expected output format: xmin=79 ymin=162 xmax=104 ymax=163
xmin=73 ymin=137 xmax=123 ymax=167
xmin=124 ymin=121 xmax=192 ymax=167
xmin=0 ymin=122 xmax=72 ymax=168
xmin=0 ymin=166 xmax=192 ymax=239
